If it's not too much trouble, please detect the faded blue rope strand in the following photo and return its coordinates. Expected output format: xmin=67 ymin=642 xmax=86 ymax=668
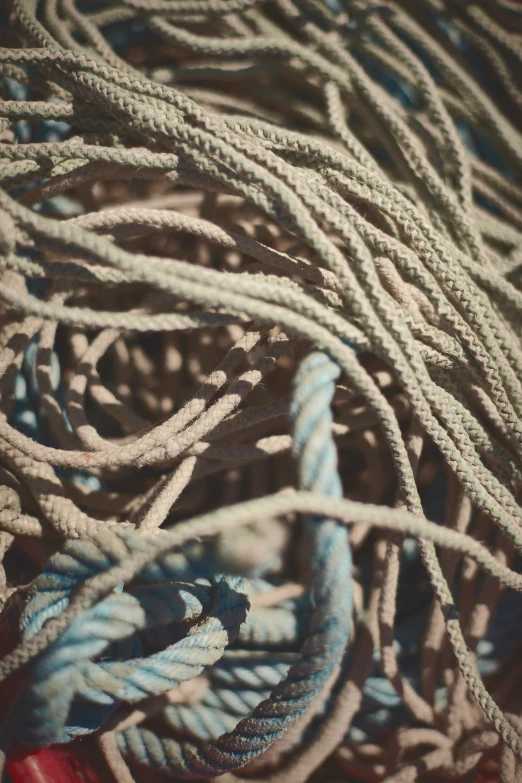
xmin=164 ymin=652 xmax=297 ymax=741
xmin=20 ymin=531 xmax=220 ymax=640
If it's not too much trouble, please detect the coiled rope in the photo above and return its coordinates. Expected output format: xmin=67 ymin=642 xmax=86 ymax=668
xmin=1 ymin=0 xmax=522 ymax=780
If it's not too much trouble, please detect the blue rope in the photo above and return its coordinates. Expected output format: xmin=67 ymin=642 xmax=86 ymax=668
xmin=164 ymin=651 xmax=298 ymax=741
xmin=19 ymin=533 xmax=215 ymax=640
xmin=236 ymin=603 xmax=309 ymax=649
xmin=115 ymin=349 xmax=354 ymax=776
xmin=8 ymin=531 xmax=249 ymax=746
xmin=208 ymin=650 xmax=298 ymax=691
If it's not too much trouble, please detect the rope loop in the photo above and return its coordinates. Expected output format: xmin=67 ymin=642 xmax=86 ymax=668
xmin=11 ymin=531 xmax=249 ymax=746
xmin=111 ymin=349 xmax=354 ymax=776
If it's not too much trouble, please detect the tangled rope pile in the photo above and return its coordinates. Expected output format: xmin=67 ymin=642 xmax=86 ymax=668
xmin=0 ymin=0 xmax=522 ymax=780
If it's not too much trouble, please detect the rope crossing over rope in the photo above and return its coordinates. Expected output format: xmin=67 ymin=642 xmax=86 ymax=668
xmin=1 ymin=0 xmax=522 ymax=780
xmin=14 ymin=555 xmax=249 ymax=745
xmin=115 ymin=351 xmax=353 ymax=776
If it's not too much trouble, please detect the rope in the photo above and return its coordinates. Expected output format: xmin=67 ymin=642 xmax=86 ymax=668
xmin=11 ymin=544 xmax=249 ymax=745
xmin=0 ymin=0 xmax=522 ymax=780
xmin=112 ymin=350 xmax=353 ymax=775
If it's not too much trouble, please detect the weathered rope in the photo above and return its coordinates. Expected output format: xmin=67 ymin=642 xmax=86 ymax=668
xmin=1 ymin=0 xmax=522 ymax=780
xmin=10 ymin=542 xmax=249 ymax=745
xmin=111 ymin=351 xmax=352 ymax=775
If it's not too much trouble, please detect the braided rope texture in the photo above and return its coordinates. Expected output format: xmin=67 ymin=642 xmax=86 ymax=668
xmin=0 ymin=0 xmax=522 ymax=780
